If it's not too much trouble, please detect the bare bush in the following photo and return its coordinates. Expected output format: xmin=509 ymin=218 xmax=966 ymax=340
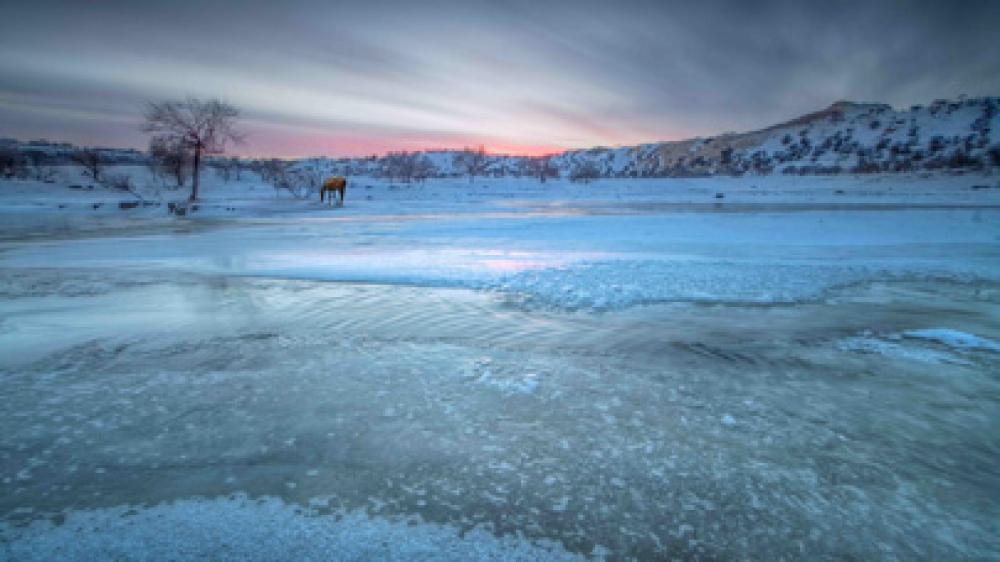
xmin=0 ymin=148 xmax=26 ymax=179
xmin=258 ymin=160 xmax=320 ymax=199
xmin=385 ymin=151 xmax=435 ymax=183
xmin=946 ymin=149 xmax=981 ymax=169
xmin=413 ymin=154 xmax=435 ymax=182
xmin=214 ymin=159 xmax=233 ymax=182
xmin=71 ymin=149 xmax=106 ymax=183
xmin=526 ymin=156 xmax=558 ymax=183
xmin=24 ymin=152 xmax=55 ymax=181
xmin=214 ymin=157 xmax=243 ymax=182
xmin=851 ymin=157 xmax=882 ymax=174
xmin=384 ymin=151 xmax=413 ymax=182
xmin=287 ymin=166 xmax=325 ymax=198
xmin=255 ymin=159 xmax=289 ymax=185
xmin=100 ymin=173 xmax=145 ymax=200
xmin=989 ymin=146 xmax=1000 ymax=167
xmin=102 ymin=173 xmax=132 ymax=191
xmin=569 ymin=161 xmax=601 ymax=183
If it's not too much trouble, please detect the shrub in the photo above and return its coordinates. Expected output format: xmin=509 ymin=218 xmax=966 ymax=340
xmin=852 ymin=159 xmax=881 ymax=174
xmin=102 ymin=173 xmax=134 ymax=191
xmin=71 ymin=149 xmax=106 ymax=182
xmin=569 ymin=161 xmax=601 ymax=183
xmin=946 ymin=150 xmax=981 ymax=169
xmin=0 ymin=148 xmax=26 ymax=178
xmin=988 ymin=146 xmax=1000 ymax=166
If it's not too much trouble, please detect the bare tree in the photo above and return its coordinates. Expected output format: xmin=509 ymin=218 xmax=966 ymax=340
xmin=232 ymin=157 xmax=243 ymax=181
xmin=385 ymin=151 xmax=423 ymax=183
xmin=213 ymin=159 xmax=233 ymax=183
xmin=527 ymin=156 xmax=558 ymax=183
xmin=71 ymin=149 xmax=106 ymax=183
xmin=148 ymin=136 xmax=188 ymax=188
xmin=214 ymin=157 xmax=242 ymax=182
xmin=23 ymin=151 xmax=54 ymax=181
xmin=453 ymin=145 xmax=488 ymax=182
xmin=142 ymin=98 xmax=242 ymax=201
xmin=0 ymin=148 xmax=26 ymax=179
xmin=256 ymin=159 xmax=288 ymax=185
xmin=413 ymin=154 xmax=436 ymax=182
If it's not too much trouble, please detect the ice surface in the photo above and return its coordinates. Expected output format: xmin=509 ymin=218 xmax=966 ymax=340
xmin=0 ymin=495 xmax=586 ymax=561
xmin=1 ymin=278 xmax=997 ymax=560
xmin=1 ymin=171 xmax=999 ymax=560
xmin=492 ymin=260 xmax=887 ymax=309
xmin=2 ymin=183 xmax=997 ymax=311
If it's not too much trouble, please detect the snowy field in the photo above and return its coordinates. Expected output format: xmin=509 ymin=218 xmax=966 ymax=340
xmin=1 ymin=168 xmax=1000 ymax=560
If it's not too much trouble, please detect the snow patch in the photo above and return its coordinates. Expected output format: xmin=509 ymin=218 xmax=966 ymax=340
xmin=838 ymin=328 xmax=999 ymax=365
xmin=902 ymin=329 xmax=1000 ymax=353
xmin=838 ymin=336 xmax=968 ymax=365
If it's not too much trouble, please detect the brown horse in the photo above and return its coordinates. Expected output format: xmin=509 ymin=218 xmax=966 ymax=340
xmin=320 ymin=177 xmax=347 ymax=206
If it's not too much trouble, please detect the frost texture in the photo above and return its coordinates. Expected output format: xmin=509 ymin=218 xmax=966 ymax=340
xmin=0 ymin=496 xmax=586 ymax=562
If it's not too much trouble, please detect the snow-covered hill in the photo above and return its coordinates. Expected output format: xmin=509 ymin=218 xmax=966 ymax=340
xmin=0 ymin=138 xmax=147 ymax=165
xmin=554 ymin=97 xmax=999 ymax=177
xmin=4 ymin=96 xmax=998 ymax=182
xmin=297 ymin=96 xmax=999 ymax=179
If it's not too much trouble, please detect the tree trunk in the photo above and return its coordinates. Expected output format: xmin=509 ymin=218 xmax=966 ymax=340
xmin=190 ymin=144 xmax=201 ymax=201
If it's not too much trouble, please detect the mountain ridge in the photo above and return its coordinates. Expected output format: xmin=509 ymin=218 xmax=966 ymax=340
xmin=4 ymin=95 xmax=998 ymax=179
xmin=292 ymin=95 xmax=998 ymax=179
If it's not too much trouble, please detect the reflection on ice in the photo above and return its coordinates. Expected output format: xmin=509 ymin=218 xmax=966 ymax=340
xmin=1 ymin=197 xmax=999 ymax=560
xmin=2 ymin=207 xmax=997 ymax=307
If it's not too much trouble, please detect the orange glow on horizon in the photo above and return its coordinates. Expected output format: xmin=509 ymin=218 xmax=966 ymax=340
xmin=478 ymin=143 xmax=566 ymax=157
xmin=229 ymin=132 xmax=569 ymax=159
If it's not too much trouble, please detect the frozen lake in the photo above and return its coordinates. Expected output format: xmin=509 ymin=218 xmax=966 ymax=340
xmin=1 ymin=178 xmax=999 ymax=560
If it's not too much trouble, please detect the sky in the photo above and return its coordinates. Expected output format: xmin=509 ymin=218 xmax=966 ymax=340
xmin=1 ymin=0 xmax=998 ymax=157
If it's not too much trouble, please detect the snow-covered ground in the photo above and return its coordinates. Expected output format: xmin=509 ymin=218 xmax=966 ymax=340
xmin=1 ymin=168 xmax=999 ymax=560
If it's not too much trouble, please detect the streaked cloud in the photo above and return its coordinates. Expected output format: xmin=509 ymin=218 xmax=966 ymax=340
xmin=1 ymin=0 xmax=998 ymax=156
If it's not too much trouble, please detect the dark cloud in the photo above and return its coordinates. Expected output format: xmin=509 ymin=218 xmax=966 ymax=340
xmin=1 ymin=0 xmax=998 ymax=155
